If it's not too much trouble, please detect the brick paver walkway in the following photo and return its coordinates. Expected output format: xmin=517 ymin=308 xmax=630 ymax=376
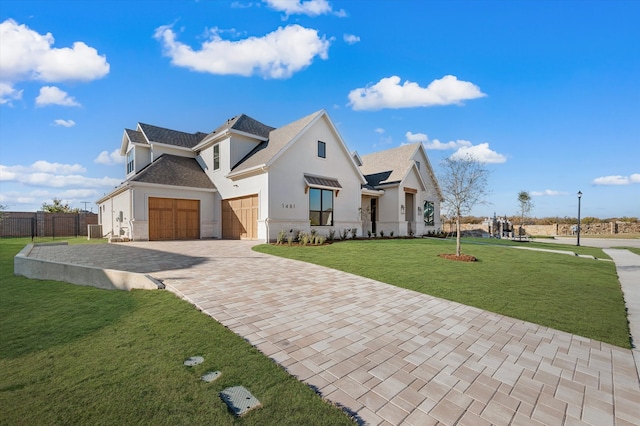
xmin=26 ymin=240 xmax=640 ymax=425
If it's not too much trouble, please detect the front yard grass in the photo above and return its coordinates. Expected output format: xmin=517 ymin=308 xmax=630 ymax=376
xmin=254 ymin=238 xmax=631 ymax=349
xmin=0 ymin=238 xmax=355 ymax=426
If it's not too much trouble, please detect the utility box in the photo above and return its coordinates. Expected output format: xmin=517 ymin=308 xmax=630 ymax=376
xmin=88 ymin=224 xmax=103 ymax=239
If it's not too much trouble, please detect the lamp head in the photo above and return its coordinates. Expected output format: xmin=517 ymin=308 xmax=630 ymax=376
xmin=577 ymin=191 xmax=582 ymax=199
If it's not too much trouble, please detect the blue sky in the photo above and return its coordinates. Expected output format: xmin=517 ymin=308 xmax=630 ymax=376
xmin=1 ymin=0 xmax=638 ymax=219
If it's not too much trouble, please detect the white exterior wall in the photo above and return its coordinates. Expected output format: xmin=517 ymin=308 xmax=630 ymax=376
xmin=98 ymin=190 xmax=132 ymax=239
xmin=266 ymin=117 xmax=363 ymax=241
xmin=229 ymin=134 xmax=262 ymax=168
xmin=151 ymin=145 xmax=193 ymax=161
xmin=199 ymin=137 xmax=270 ymax=240
xmin=413 ymin=149 xmax=442 ymax=233
xmin=377 ymin=186 xmax=402 ymax=236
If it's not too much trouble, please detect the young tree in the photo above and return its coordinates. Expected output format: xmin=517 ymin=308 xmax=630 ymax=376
xmin=439 ymin=155 xmax=490 ymax=257
xmin=517 ymin=191 xmax=533 ymax=240
xmin=41 ymin=198 xmax=79 ymax=213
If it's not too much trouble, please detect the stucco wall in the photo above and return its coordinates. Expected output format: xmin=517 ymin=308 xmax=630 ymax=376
xmin=267 ymin=116 xmax=364 ymax=240
xmin=99 ymin=190 xmax=132 ymax=239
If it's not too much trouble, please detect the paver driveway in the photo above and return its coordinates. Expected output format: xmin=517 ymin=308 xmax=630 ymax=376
xmin=27 ymin=240 xmax=640 ymax=425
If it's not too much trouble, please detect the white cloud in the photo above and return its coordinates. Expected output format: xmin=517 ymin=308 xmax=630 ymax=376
xmin=0 ymin=82 xmax=22 ymax=105
xmin=450 ymin=142 xmax=506 ymax=164
xmin=593 ymin=174 xmax=640 ymax=185
xmin=36 ymin=86 xmax=80 ymax=107
xmin=53 ymin=119 xmax=76 ymax=127
xmin=0 ymin=18 xmax=109 ymax=103
xmin=375 ymin=128 xmax=385 ymax=134
xmin=405 ymin=131 xmax=474 ymax=151
xmin=531 ymin=189 xmax=567 ymax=196
xmin=1 ymin=161 xmax=119 ymax=190
xmin=348 ymin=75 xmax=486 ymax=111
xmin=154 ymin=24 xmax=329 ymax=79
xmin=264 ymin=0 xmax=346 ymax=18
xmin=95 ymin=149 xmax=125 ymax=166
xmin=344 ymin=34 xmax=360 ymax=44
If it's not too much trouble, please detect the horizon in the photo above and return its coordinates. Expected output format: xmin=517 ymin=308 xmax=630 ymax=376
xmin=1 ymin=0 xmax=638 ymax=218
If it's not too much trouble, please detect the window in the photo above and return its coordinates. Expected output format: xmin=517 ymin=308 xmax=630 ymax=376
xmin=423 ymin=200 xmax=435 ymax=226
xmin=317 ymin=141 xmax=326 ymax=158
xmin=416 ymin=161 xmax=421 ymax=170
xmin=213 ymin=144 xmax=220 ymax=170
xmin=126 ymin=150 xmax=134 ymax=174
xmin=309 ymin=188 xmax=333 ymax=226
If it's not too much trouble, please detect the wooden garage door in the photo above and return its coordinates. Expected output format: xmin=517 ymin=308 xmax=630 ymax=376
xmin=222 ymin=195 xmax=258 ymax=240
xmin=149 ymin=197 xmax=200 ymax=241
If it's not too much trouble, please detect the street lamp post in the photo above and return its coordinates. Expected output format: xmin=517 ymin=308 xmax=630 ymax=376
xmin=577 ymin=191 xmax=582 ymax=247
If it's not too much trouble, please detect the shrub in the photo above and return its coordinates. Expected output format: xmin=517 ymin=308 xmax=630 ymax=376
xmin=351 ymin=228 xmax=358 ymax=239
xmin=276 ymin=229 xmax=287 ymax=244
xmin=380 ymin=230 xmax=385 ymax=238
xmin=328 ymin=229 xmax=336 ymax=241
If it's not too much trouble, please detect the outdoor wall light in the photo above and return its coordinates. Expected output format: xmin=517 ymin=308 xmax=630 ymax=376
xmin=401 ymin=204 xmax=405 ymax=214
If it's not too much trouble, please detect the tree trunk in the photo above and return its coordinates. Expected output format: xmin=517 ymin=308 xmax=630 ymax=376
xmin=456 ymin=215 xmax=461 ymax=256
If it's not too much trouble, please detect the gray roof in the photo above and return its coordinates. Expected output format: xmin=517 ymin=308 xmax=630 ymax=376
xmin=125 ymin=128 xmax=147 ymax=145
xmin=131 ymin=154 xmax=215 ymax=189
xmin=231 ymin=110 xmax=324 ymax=172
xmin=359 ymin=143 xmax=421 ymax=187
xmin=138 ymin=123 xmax=208 ymax=148
xmin=211 ymin=114 xmax=274 ymax=139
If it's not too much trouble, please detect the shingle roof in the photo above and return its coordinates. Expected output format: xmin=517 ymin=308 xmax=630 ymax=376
xmin=359 ymin=143 xmax=420 ymax=187
xmin=206 ymin=114 xmax=275 ymax=141
xmin=231 ymin=110 xmax=324 ymax=172
xmin=131 ymin=154 xmax=215 ymax=189
xmin=138 ymin=123 xmax=208 ymax=148
xmin=125 ymin=128 xmax=147 ymax=145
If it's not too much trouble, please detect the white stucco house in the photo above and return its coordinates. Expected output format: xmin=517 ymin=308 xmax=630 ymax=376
xmin=96 ymin=110 xmax=443 ymax=242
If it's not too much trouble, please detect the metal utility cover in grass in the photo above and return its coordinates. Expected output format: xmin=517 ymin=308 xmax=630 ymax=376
xmin=201 ymin=371 xmax=221 ymax=382
xmin=184 ymin=356 xmax=204 ymax=366
xmin=220 ymin=386 xmax=261 ymax=417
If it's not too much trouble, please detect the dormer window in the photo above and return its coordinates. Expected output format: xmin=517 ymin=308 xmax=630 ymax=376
xmin=318 ymin=141 xmax=326 ymax=158
xmin=126 ymin=150 xmax=134 ymax=174
xmin=213 ymin=144 xmax=220 ymax=170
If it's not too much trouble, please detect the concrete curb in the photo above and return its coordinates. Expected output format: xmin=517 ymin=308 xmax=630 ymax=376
xmin=14 ymin=242 xmax=164 ymax=291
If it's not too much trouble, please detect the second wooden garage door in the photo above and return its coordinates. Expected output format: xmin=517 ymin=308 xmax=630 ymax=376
xmin=222 ymin=195 xmax=258 ymax=240
xmin=149 ymin=197 xmax=200 ymax=241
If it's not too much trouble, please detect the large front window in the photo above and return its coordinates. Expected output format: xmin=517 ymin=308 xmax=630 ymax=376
xmin=126 ymin=150 xmax=134 ymax=174
xmin=309 ymin=188 xmax=333 ymax=226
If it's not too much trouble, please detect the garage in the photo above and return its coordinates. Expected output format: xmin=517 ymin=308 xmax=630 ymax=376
xmin=222 ymin=195 xmax=258 ymax=240
xmin=149 ymin=197 xmax=200 ymax=241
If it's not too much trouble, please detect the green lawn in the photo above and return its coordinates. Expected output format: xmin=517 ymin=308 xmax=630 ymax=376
xmin=0 ymin=238 xmax=355 ymax=426
xmin=254 ymin=238 xmax=631 ymax=349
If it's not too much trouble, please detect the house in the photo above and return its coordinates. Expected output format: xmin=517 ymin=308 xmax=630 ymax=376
xmin=97 ymin=110 xmax=442 ymax=242
xmin=359 ymin=143 xmax=442 ymax=237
